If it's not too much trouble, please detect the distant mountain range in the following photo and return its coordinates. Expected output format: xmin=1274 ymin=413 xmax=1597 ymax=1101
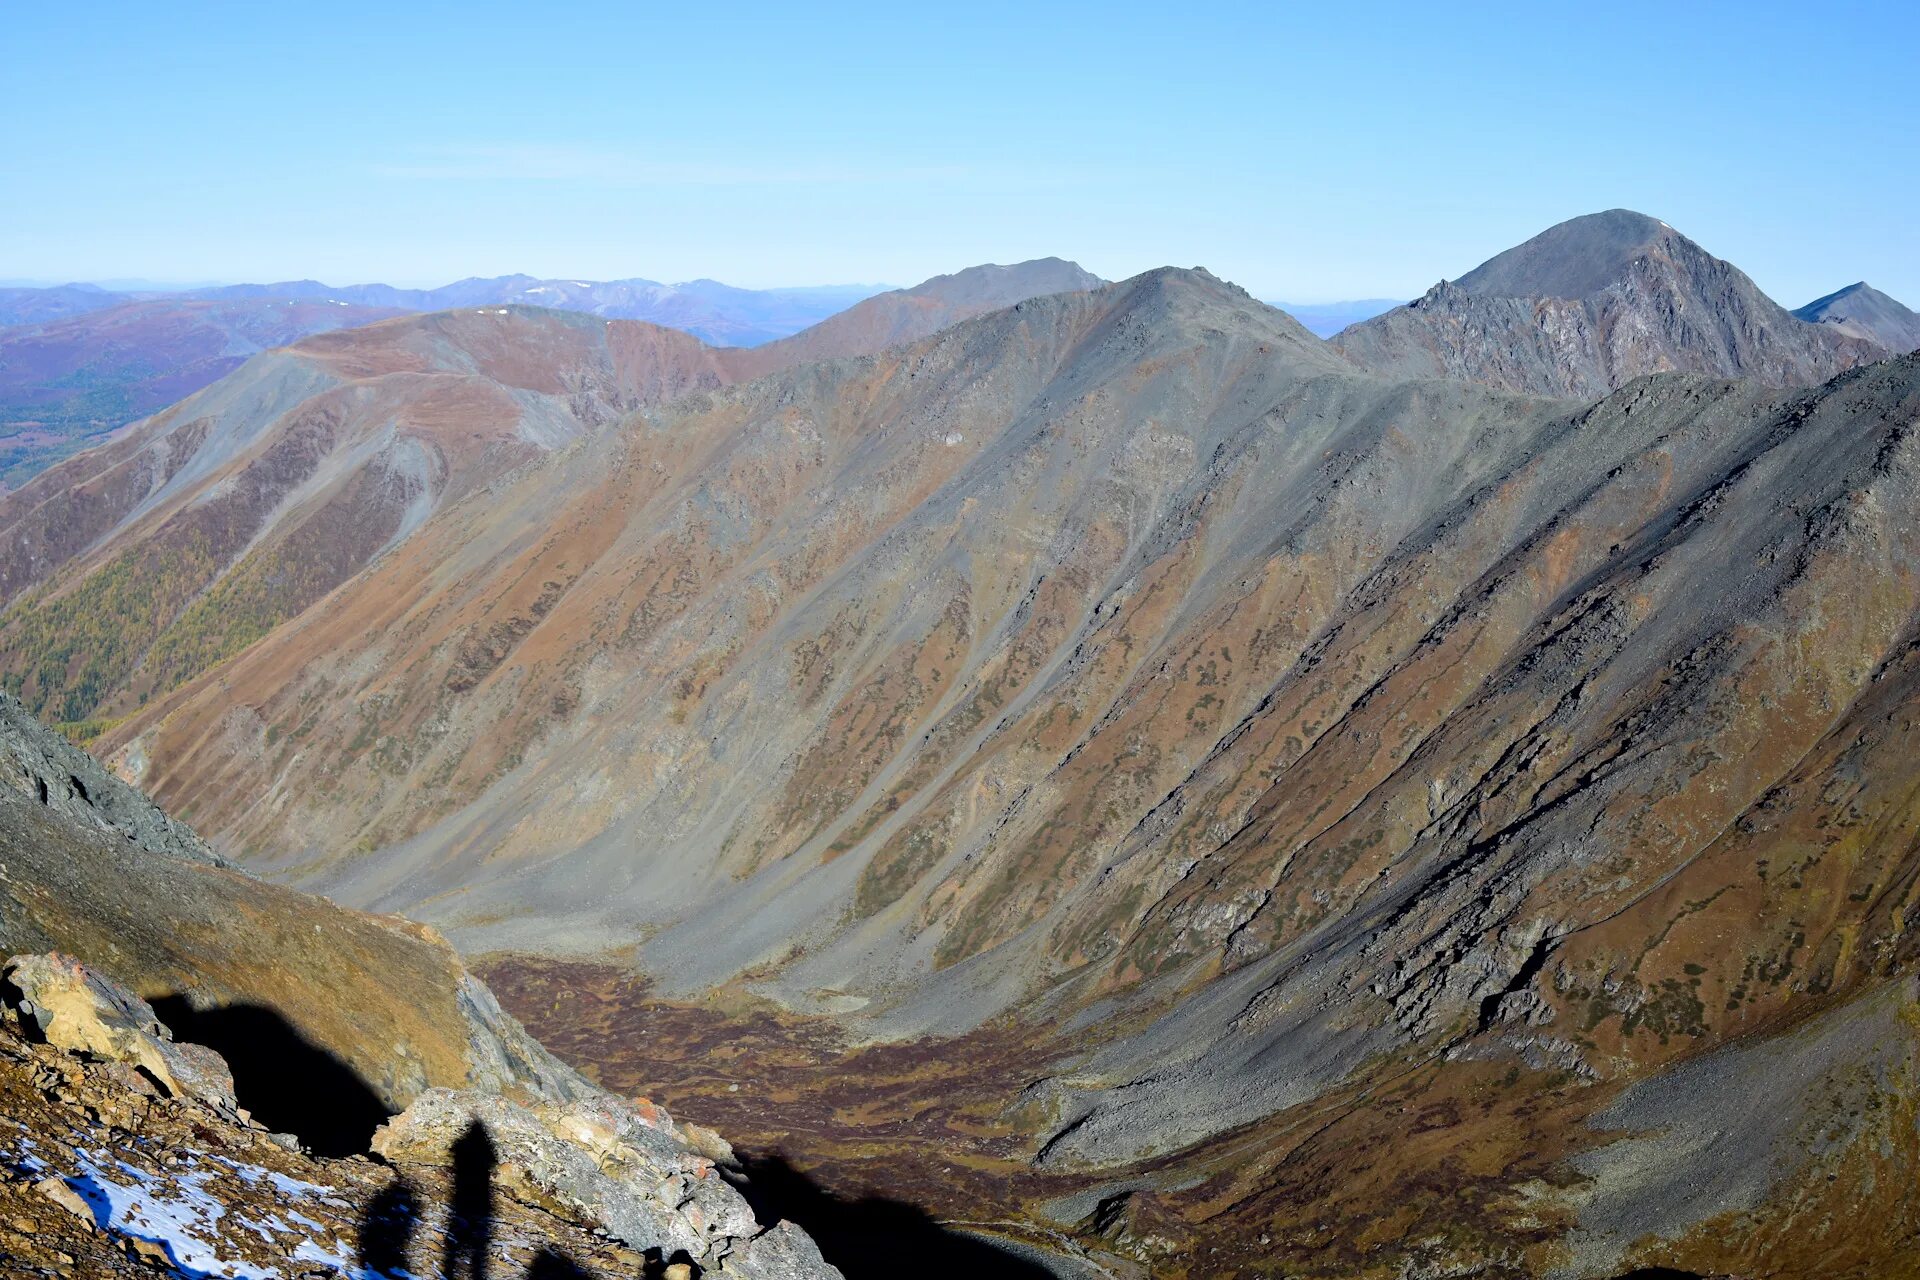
xmin=1262 ymin=297 xmax=1401 ymax=336
xmin=0 ymin=274 xmax=891 ymax=343
xmin=0 ymin=271 xmax=996 ymax=489
xmin=173 ymin=275 xmax=891 ymax=347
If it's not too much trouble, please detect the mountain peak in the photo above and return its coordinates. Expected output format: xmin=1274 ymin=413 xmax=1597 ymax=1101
xmin=1334 ymin=209 xmax=1879 ymax=396
xmin=1454 ymin=208 xmax=1680 ymax=300
xmin=1795 ymin=280 xmax=1920 ymax=352
xmin=902 ymin=257 xmax=1104 ymax=306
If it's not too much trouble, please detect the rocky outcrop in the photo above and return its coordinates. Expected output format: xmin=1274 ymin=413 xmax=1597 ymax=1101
xmin=0 ymin=964 xmax=830 ymax=1277
xmin=0 ymin=690 xmax=219 ymax=864
xmin=374 ymin=1088 xmax=841 ymax=1277
xmin=2 ymin=953 xmax=239 ymax=1119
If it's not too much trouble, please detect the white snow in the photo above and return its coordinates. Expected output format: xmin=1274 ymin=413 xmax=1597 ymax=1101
xmin=0 ymin=1141 xmax=383 ymax=1280
xmin=66 ymin=1149 xmax=282 ymax=1279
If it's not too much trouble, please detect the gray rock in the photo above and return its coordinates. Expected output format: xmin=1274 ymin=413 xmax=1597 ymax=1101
xmin=372 ymin=1087 xmax=821 ymax=1270
xmin=0 ymin=693 xmax=221 ymax=866
xmin=719 ymin=1220 xmax=845 ymax=1280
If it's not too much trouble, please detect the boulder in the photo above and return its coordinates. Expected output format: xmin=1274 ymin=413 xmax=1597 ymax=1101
xmin=719 ymin=1220 xmax=843 ymax=1280
xmin=1 ymin=953 xmax=238 ymax=1117
xmin=372 ymin=1087 xmax=776 ymax=1266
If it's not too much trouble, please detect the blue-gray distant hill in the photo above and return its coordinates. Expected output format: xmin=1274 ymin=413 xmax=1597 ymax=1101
xmin=179 ymin=275 xmax=891 ymax=348
xmin=1265 ymin=298 xmax=1401 ymax=337
xmin=1794 ymin=282 xmax=1920 ymax=353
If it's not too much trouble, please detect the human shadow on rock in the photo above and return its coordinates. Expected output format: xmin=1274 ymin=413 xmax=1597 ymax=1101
xmin=357 ymin=1120 xmax=601 ymax=1278
xmin=150 ymin=995 xmax=393 ymax=1157
xmin=729 ymin=1152 xmax=1052 ymax=1280
xmin=444 ymin=1119 xmax=496 ymax=1280
xmin=358 ymin=1175 xmax=422 ymax=1276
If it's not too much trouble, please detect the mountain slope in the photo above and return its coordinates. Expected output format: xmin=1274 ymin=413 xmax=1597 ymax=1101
xmin=1795 ymin=280 xmax=1920 ymax=352
xmin=1334 ymin=209 xmax=1884 ymax=396
xmin=0 ymin=688 xmax=844 ymax=1277
xmin=0 ymin=297 xmax=406 ymax=487
xmin=0 ymin=259 xmax=1102 ymax=729
xmin=91 ymin=263 xmax=1920 ymax=1273
xmin=0 ymin=307 xmax=731 ymax=724
xmin=724 ymin=258 xmax=1105 ymax=375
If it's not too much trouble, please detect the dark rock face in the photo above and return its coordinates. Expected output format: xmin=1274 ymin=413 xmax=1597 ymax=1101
xmin=1795 ymin=280 xmax=1920 ymax=353
xmin=1334 ymin=210 xmax=1883 ymax=396
xmin=0 ymin=691 xmax=218 ymax=864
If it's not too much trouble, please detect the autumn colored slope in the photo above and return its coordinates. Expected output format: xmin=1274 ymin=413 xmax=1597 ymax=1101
xmin=0 ymin=259 xmax=1097 ymax=730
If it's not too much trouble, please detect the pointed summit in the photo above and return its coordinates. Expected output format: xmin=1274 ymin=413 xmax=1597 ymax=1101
xmin=1334 ymin=209 xmax=1881 ymax=397
xmin=1794 ymin=281 xmax=1920 ymax=353
xmin=1455 ymin=208 xmax=1677 ymax=299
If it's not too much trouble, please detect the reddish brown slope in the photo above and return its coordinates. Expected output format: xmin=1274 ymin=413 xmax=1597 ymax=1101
xmin=0 ymin=307 xmax=731 ymax=724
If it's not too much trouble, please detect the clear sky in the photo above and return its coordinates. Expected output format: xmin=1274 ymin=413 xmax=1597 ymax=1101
xmin=6 ymin=1 xmax=1915 ymax=305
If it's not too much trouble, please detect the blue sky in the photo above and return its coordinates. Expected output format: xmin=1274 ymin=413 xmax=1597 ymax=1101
xmin=5 ymin=1 xmax=1915 ymax=304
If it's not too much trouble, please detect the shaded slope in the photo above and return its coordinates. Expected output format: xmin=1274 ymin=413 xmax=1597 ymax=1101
xmin=1334 ymin=209 xmax=1883 ymax=396
xmin=1794 ymin=280 xmax=1920 ymax=352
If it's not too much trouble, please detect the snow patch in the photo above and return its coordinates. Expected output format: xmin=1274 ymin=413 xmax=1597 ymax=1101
xmin=65 ymin=1149 xmax=281 ymax=1279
